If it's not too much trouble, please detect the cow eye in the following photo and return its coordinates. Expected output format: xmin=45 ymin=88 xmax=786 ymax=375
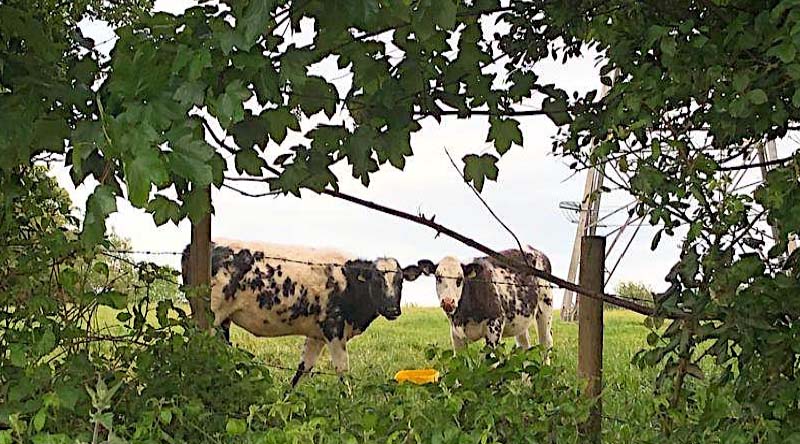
xmin=456 ymin=277 xmax=463 ymax=287
xmin=435 ymin=276 xmax=442 ymax=283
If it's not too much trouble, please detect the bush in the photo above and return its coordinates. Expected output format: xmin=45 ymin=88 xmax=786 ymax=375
xmin=609 ymin=281 xmax=653 ymax=310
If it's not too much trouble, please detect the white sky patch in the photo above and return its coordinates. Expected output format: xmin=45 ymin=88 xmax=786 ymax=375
xmin=53 ymin=0 xmax=688 ymax=308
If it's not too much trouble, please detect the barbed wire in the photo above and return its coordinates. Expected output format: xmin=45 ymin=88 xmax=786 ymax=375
xmin=107 ymin=248 xmax=659 ymax=309
xmin=110 ymin=249 xmax=561 ymax=289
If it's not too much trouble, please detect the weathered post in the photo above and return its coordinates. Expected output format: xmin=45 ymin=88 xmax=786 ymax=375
xmin=578 ymin=235 xmax=605 ymax=443
xmin=188 ymin=185 xmax=212 ymax=330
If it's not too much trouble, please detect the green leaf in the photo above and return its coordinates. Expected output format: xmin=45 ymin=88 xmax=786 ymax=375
xmin=253 ymin=64 xmax=281 ymax=104
xmin=792 ymin=89 xmax=800 ymax=108
xmin=240 ymin=0 xmax=276 ymax=45
xmin=487 ymin=117 xmax=523 ymax=155
xmin=768 ymin=41 xmax=796 ymax=63
xmin=35 ymin=329 xmax=56 ymax=356
xmin=226 ymin=418 xmax=247 ymax=435
xmin=147 ymin=195 xmax=182 ymax=226
xmin=116 ymin=312 xmax=133 ymax=322
xmin=82 ymin=186 xmax=117 ymax=246
xmin=33 ymin=409 xmax=46 ymax=432
xmin=96 ymin=290 xmax=127 ymax=309
xmin=55 ymin=386 xmax=81 ymax=411
xmin=125 ymin=147 xmax=169 ymax=207
xmin=188 ymin=48 xmax=212 ymax=80
xmin=280 ymin=48 xmax=311 ymax=87
xmin=660 ymin=37 xmax=677 ymax=56
xmin=291 ymin=77 xmax=339 ymax=118
xmin=542 ymin=97 xmax=572 ymax=126
xmin=264 ymin=108 xmax=300 ymax=144
xmin=747 ymin=89 xmax=768 ymax=105
xmin=159 ymin=409 xmax=173 ymax=425
xmin=173 ymin=82 xmax=206 ymax=106
xmin=235 ymin=148 xmax=267 ymax=176
xmin=232 ymin=112 xmax=270 ymax=149
xmin=463 ymin=154 xmax=499 ymax=191
xmin=650 ymin=229 xmax=663 ymax=250
xmin=211 ymin=81 xmax=250 ymax=128
xmin=435 ymin=0 xmax=457 ymax=30
xmin=732 ymin=72 xmax=749 ymax=92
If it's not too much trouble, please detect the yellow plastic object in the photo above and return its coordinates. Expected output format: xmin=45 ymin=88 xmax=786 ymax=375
xmin=394 ymin=369 xmax=440 ymax=385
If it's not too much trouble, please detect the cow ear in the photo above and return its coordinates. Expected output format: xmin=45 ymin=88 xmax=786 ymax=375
xmin=463 ymin=263 xmax=481 ymax=279
xmin=402 ymin=265 xmax=422 ymax=281
xmin=417 ymin=259 xmax=435 ymax=275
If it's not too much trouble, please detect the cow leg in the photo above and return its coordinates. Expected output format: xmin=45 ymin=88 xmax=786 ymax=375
xmin=515 ymin=329 xmax=531 ymax=349
xmin=485 ymin=318 xmax=504 ymax=348
xmin=290 ymin=337 xmax=325 ymax=387
xmin=220 ymin=318 xmax=232 ymax=345
xmin=327 ymin=338 xmax=350 ymax=374
xmin=536 ymin=287 xmax=554 ymax=364
xmin=450 ymin=325 xmax=467 ymax=352
xmin=327 ymin=339 xmax=353 ymax=396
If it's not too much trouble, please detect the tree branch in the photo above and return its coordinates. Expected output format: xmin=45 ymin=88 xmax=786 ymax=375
xmin=718 ymin=155 xmax=794 ymax=171
xmin=443 ymin=147 xmax=531 ymax=267
xmin=221 ymin=183 xmax=281 ymax=198
xmin=318 ymin=186 xmax=687 ymax=318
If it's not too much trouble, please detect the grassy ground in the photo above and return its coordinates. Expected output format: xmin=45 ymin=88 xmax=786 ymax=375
xmin=90 ymin=304 xmax=667 ymax=441
xmin=229 ymin=306 xmax=657 ymax=427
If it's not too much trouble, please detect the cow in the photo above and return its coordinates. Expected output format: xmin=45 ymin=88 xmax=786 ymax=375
xmin=181 ymin=238 xmax=425 ymax=386
xmin=415 ymin=246 xmax=553 ymax=362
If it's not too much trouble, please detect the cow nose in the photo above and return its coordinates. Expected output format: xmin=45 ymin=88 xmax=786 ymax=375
xmin=384 ymin=307 xmax=401 ymax=319
xmin=440 ymin=299 xmax=455 ymax=313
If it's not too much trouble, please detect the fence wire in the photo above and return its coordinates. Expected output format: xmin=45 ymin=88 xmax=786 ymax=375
xmin=110 ymin=249 xmax=560 ymax=289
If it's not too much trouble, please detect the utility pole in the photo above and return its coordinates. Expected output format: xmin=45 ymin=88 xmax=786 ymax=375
xmin=561 ymin=77 xmax=612 ymax=322
xmin=561 ymin=165 xmax=604 ymax=321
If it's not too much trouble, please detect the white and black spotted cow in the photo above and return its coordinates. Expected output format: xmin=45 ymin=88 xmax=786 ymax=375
xmin=181 ymin=239 xmax=425 ymax=386
xmin=415 ymin=246 xmax=554 ymax=361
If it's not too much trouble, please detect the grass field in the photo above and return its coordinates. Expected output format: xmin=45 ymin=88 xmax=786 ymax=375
xmin=87 ymin=304 xmax=683 ymax=442
xmin=229 ymin=307 xmax=658 ymax=429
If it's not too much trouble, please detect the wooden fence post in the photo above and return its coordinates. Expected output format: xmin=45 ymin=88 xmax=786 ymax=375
xmin=188 ymin=185 xmax=212 ymax=330
xmin=578 ymin=235 xmax=605 ymax=443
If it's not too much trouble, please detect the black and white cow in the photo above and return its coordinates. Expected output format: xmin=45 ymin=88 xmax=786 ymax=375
xmin=416 ymin=246 xmax=553 ymax=361
xmin=181 ymin=239 xmax=424 ymax=386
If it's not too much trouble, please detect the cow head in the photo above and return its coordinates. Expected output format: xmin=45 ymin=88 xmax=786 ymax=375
xmin=343 ymin=259 xmax=401 ymax=320
xmin=373 ymin=258 xmax=405 ymax=320
xmin=432 ymin=257 xmax=482 ymax=315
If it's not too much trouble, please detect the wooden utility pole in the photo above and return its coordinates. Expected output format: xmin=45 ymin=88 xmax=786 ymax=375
xmin=578 ymin=235 xmax=605 ymax=443
xmin=562 ymin=164 xmax=605 ymax=321
xmin=561 ymin=78 xmax=612 ymax=322
xmin=188 ymin=185 xmax=212 ymax=330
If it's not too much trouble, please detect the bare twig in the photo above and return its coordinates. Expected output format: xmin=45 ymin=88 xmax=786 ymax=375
xmin=606 ymin=217 xmax=644 ymax=283
xmin=221 ymin=182 xmax=281 ymax=198
xmin=719 ymin=155 xmax=794 ymax=171
xmin=443 ymin=147 xmax=531 ymax=267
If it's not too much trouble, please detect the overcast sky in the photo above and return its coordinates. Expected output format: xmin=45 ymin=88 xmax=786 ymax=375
xmin=51 ymin=0 xmax=703 ymax=308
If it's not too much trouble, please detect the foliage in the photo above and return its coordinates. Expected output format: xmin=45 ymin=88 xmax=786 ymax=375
xmin=609 ymin=281 xmax=653 ymax=310
xmin=87 ymin=235 xmax=182 ymax=304
xmin=510 ymin=0 xmax=800 ymax=438
xmin=5 ymin=0 xmax=800 ymax=441
xmin=0 ymin=166 xmax=185 ymax=441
